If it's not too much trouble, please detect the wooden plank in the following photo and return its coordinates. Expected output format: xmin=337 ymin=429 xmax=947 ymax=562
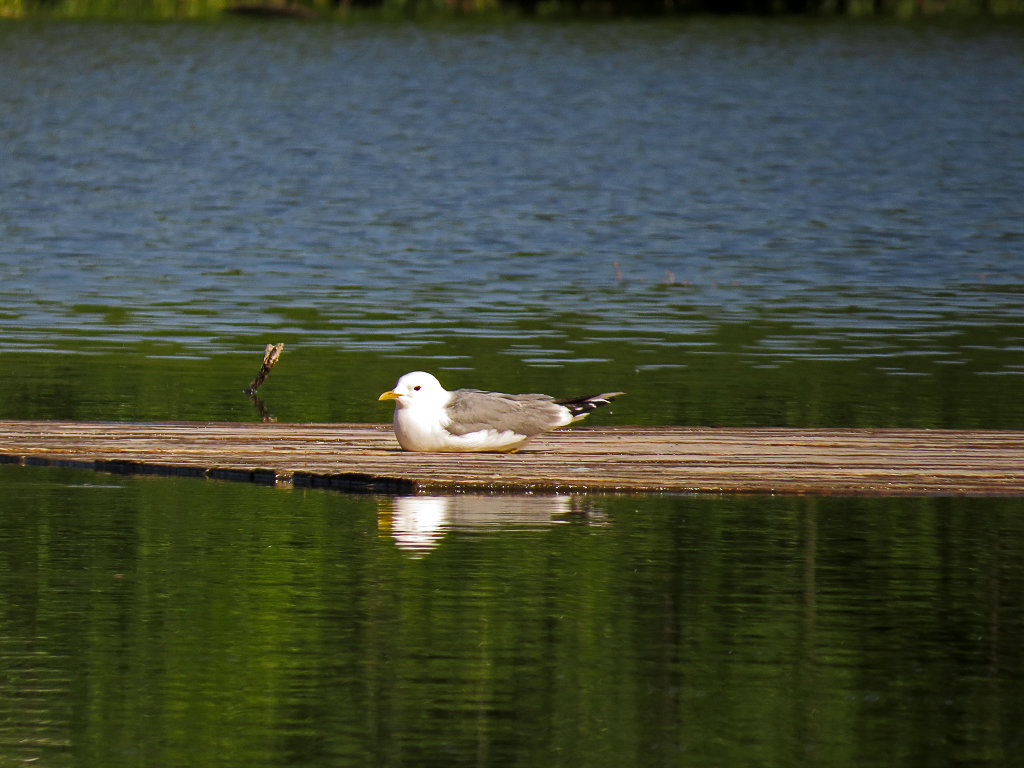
xmin=0 ymin=420 xmax=1022 ymax=496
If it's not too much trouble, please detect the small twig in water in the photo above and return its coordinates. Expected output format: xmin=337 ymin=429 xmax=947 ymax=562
xmin=246 ymin=343 xmax=284 ymax=395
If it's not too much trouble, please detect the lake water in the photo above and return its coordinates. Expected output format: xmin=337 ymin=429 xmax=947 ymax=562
xmin=2 ymin=465 xmax=1023 ymax=767
xmin=0 ymin=18 xmax=1022 ymax=426
xmin=1 ymin=17 xmax=1024 ymax=768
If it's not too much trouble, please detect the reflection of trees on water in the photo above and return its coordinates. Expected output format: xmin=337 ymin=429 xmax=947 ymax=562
xmin=20 ymin=0 xmax=1005 ymax=19
xmin=314 ymin=0 xmax=984 ymax=15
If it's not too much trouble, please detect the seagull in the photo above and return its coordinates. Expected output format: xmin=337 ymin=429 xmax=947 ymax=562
xmin=377 ymin=371 xmax=624 ymax=453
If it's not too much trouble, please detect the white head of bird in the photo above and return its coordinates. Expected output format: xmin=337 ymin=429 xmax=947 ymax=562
xmin=377 ymin=371 xmax=450 ymax=410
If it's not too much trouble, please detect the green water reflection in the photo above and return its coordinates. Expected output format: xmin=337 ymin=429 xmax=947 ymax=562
xmin=2 ymin=314 xmax=1022 ymax=429
xmin=1 ymin=465 xmax=1021 ymax=767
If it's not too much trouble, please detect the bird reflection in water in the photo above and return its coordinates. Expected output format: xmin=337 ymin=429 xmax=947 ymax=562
xmin=378 ymin=495 xmax=604 ymax=555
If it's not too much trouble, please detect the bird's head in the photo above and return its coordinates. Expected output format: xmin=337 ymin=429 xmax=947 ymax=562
xmin=378 ymin=371 xmax=449 ymax=409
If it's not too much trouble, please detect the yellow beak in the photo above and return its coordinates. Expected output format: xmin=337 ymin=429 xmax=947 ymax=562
xmin=378 ymin=390 xmax=400 ymax=402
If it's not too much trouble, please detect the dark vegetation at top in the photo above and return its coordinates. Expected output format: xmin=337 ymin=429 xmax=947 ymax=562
xmin=6 ymin=0 xmax=1022 ymax=19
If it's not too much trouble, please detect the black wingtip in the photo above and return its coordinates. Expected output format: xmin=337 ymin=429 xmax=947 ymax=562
xmin=555 ymin=391 xmax=626 ymax=416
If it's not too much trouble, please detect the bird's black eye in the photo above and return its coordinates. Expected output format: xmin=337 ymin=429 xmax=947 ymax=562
xmin=413 ymin=385 xmax=421 ymax=391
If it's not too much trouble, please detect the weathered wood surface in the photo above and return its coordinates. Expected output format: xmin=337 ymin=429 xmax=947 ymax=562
xmin=1 ymin=420 xmax=1022 ymax=496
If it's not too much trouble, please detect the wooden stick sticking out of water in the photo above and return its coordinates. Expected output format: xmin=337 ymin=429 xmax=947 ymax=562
xmin=246 ymin=343 xmax=284 ymax=423
xmin=246 ymin=343 xmax=284 ymax=395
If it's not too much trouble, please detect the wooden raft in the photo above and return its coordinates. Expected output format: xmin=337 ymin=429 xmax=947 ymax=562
xmin=0 ymin=420 xmax=1022 ymax=496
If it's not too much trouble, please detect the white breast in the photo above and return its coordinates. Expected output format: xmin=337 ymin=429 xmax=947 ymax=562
xmin=393 ymin=408 xmax=529 ymax=453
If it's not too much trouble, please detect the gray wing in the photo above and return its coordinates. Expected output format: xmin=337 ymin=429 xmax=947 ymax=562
xmin=443 ymin=389 xmax=565 ymax=437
